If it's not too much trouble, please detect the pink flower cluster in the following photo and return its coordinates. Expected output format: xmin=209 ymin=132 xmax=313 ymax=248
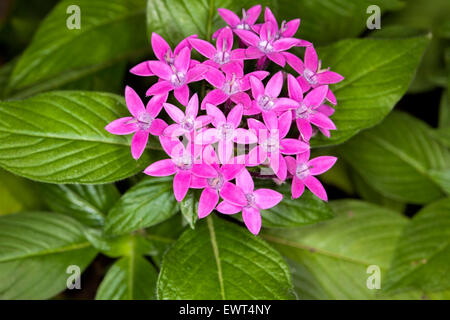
xmin=105 ymin=6 xmax=343 ymax=235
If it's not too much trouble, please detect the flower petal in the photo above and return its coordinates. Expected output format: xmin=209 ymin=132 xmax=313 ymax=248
xmin=250 ymin=75 xmax=265 ymax=99
xmin=287 ymin=73 xmax=303 ymax=102
xmin=267 ymin=52 xmax=286 ymax=67
xmin=216 ymin=201 xmax=241 ymax=214
xmin=278 ymin=111 xmax=292 ymax=139
xmin=221 ymin=164 xmax=244 ymax=180
xmin=304 ymin=85 xmax=328 ymax=107
xmin=247 ymin=146 xmax=267 ymax=167
xmin=130 ymin=61 xmax=153 ymax=76
xmin=304 ymin=175 xmax=327 ymax=201
xmin=105 ymin=117 xmax=137 ymax=135
xmin=227 ymin=104 xmax=243 ymax=128
xmin=189 ymin=38 xmax=216 ymax=59
xmin=202 ymin=89 xmax=228 ymax=110
xmin=242 ymin=207 xmax=261 ymax=235
xmin=310 ymin=112 xmax=336 ymax=130
xmin=276 ymin=154 xmax=287 ymax=181
xmin=308 ymin=156 xmax=337 ymax=176
xmin=304 ymin=46 xmax=318 ymax=72
xmin=174 ymin=47 xmax=191 ymax=73
xmin=285 ymin=156 xmax=297 ymax=175
xmin=265 ymin=71 xmax=283 ymax=98
xmin=280 ymin=138 xmax=309 ymax=155
xmin=144 ymin=159 xmax=176 ymax=176
xmin=203 ymin=67 xmax=226 ymax=88
xmin=206 ymin=103 xmax=226 ymax=126
xmin=195 ymin=128 xmax=219 ymax=145
xmin=219 ymin=181 xmax=247 ymax=206
xmin=151 ymin=32 xmax=171 ymax=62
xmin=234 ymin=29 xmax=260 ymax=47
xmin=198 ymin=188 xmax=219 ymax=218
xmin=186 ymin=64 xmax=209 ymax=83
xmin=218 ymin=139 xmax=234 ymax=164
xmin=254 ymin=188 xmax=283 ymax=209
xmin=273 ymin=38 xmax=299 ymax=51
xmin=164 ymin=103 xmax=185 ymax=123
xmin=247 ymin=5 xmax=262 ymax=25
xmin=147 ymin=61 xmax=173 ymax=81
xmin=131 ymin=130 xmax=149 ymax=159
xmin=281 ymin=19 xmax=300 ymax=37
xmin=218 ymin=8 xmax=240 ymax=27
xmin=297 ymin=118 xmax=312 ymax=142
xmin=186 ymin=93 xmax=199 ymax=118
xmin=149 ymin=119 xmax=168 ymax=136
xmin=291 ymin=176 xmax=305 ymax=199
xmin=146 ymin=92 xmax=168 ymax=117
xmin=192 ymin=163 xmax=218 ymax=178
xmin=234 ymin=128 xmax=258 ymax=144
xmin=125 ymin=86 xmax=145 ymax=118
xmin=284 ymin=52 xmax=304 ymax=74
xmin=174 ymin=85 xmax=189 ymax=105
xmin=316 ymin=71 xmax=344 ymax=84
xmin=173 ymin=171 xmax=191 ymax=202
xmin=216 ymin=27 xmax=233 ymax=51
xmin=236 ymin=169 xmax=254 ymax=194
xmin=145 ymin=81 xmax=173 ymax=96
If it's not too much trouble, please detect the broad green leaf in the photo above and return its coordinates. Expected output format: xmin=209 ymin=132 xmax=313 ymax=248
xmin=96 ymin=255 xmax=158 ymax=300
xmin=179 ymin=190 xmax=199 ymax=229
xmin=0 ymin=91 xmax=160 ymax=184
xmin=261 ymin=185 xmax=334 ymax=228
xmin=0 ymin=169 xmax=44 ymax=215
xmin=40 ymin=184 xmax=120 ymax=227
xmin=158 ymin=216 xmax=296 ymax=299
xmin=263 ymin=200 xmax=415 ymax=299
xmin=147 ymin=0 xmax=272 ymax=45
xmin=384 ymin=198 xmax=450 ymax=293
xmin=430 ymin=127 xmax=450 ymax=148
xmin=0 ymin=60 xmax=15 ymax=99
xmin=105 ymin=177 xmax=179 ymax=235
xmin=340 ymin=111 xmax=450 ymax=204
xmin=311 ymin=36 xmax=429 ymax=146
xmin=0 ymin=212 xmax=97 ymax=299
xmin=277 ymin=0 xmax=403 ymax=45
xmin=7 ymin=0 xmax=148 ymax=98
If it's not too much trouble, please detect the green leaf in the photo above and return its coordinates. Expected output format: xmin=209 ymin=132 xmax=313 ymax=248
xmin=40 ymin=184 xmax=120 ymax=227
xmin=0 ymin=91 xmax=160 ymax=184
xmin=147 ymin=0 xmax=272 ymax=45
xmin=384 ymin=197 xmax=450 ymax=293
xmin=105 ymin=177 xmax=179 ymax=235
xmin=7 ymin=0 xmax=148 ymax=98
xmin=0 ymin=169 xmax=45 ymax=215
xmin=263 ymin=200 xmax=415 ymax=299
xmin=96 ymin=255 xmax=158 ymax=300
xmin=158 ymin=216 xmax=296 ymax=299
xmin=340 ymin=111 xmax=450 ymax=204
xmin=0 ymin=212 xmax=97 ymax=299
xmin=261 ymin=185 xmax=334 ymax=228
xmin=277 ymin=0 xmax=404 ymax=45
xmin=179 ymin=190 xmax=199 ymax=229
xmin=430 ymin=127 xmax=450 ymax=148
xmin=311 ymin=36 xmax=429 ymax=146
xmin=438 ymin=90 xmax=450 ymax=129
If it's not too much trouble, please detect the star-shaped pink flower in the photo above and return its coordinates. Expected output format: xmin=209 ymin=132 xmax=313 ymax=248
xmin=105 ymin=86 xmax=168 ymax=160
xmin=285 ymin=150 xmax=337 ymax=201
xmin=217 ymin=169 xmax=283 ymax=235
xmin=213 ymin=5 xmax=262 ymax=38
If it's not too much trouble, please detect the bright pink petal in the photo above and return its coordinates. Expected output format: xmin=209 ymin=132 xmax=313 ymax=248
xmin=243 ymin=207 xmax=261 ymax=235
xmin=190 ymin=175 xmax=207 ymax=188
xmin=218 ymin=139 xmax=234 ymax=164
xmin=195 ymin=128 xmax=219 ymax=145
xmin=174 ymin=85 xmax=189 ymax=105
xmin=147 ymin=61 xmax=173 ymax=81
xmin=254 ymin=188 xmax=283 ymax=209
xmin=221 ymin=164 xmax=243 ymax=180
xmin=265 ymin=71 xmax=283 ymax=98
xmin=198 ymin=188 xmax=219 ymax=218
xmin=241 ymin=71 xmax=269 ymax=91
xmin=276 ymin=154 xmax=287 ymax=181
xmin=297 ymin=118 xmax=312 ymax=141
xmin=250 ymin=75 xmax=265 ymax=99
xmin=186 ymin=94 xmax=199 ymax=118
xmin=217 ymin=27 xmax=233 ymax=51
xmin=190 ymin=38 xmax=216 ymax=59
xmin=203 ymin=67 xmax=226 ymax=88
xmin=247 ymin=146 xmax=267 ymax=166
xmin=130 ymin=61 xmax=153 ymax=76
xmin=297 ymin=149 xmax=311 ymax=163
xmin=262 ymin=111 xmax=278 ymax=131
xmin=186 ymin=64 xmax=209 ymax=83
xmin=218 ymin=8 xmax=240 ymax=27
xmin=326 ymin=89 xmax=337 ymax=105
xmin=280 ymin=138 xmax=309 ymax=155
xmin=316 ymin=71 xmax=344 ymax=84
xmin=267 ymin=52 xmax=286 ymax=67
xmin=304 ymin=85 xmax=328 ymax=107
xmin=273 ymin=38 xmax=299 ymax=51
xmin=144 ymin=159 xmax=176 ymax=176
xmin=308 ymin=156 xmax=337 ymax=176
xmin=304 ymin=175 xmax=327 ymax=201
xmin=247 ymin=118 xmax=266 ymax=136
xmin=291 ymin=176 xmax=305 ymax=199
xmin=278 ymin=111 xmax=292 ymax=138
xmin=191 ymin=164 xmax=217 ymax=178
xmin=274 ymin=97 xmax=299 ymax=112
xmin=131 ymin=130 xmax=149 ymax=160
xmin=284 ymin=52 xmax=304 ymax=74
xmin=146 ymin=92 xmax=168 ymax=117
xmin=287 ymin=74 xmax=303 ymax=102
xmin=145 ymin=81 xmax=173 ymax=96
xmin=151 ymin=33 xmax=171 ymax=62
xmin=174 ymin=35 xmax=196 ymax=55
xmin=304 ymin=46 xmax=318 ymax=72
xmin=285 ymin=156 xmax=297 ymax=175
xmin=247 ymin=5 xmax=262 ymax=25
xmin=220 ymin=181 xmax=247 ymax=206
xmin=245 ymin=46 xmax=264 ymax=59
xmin=316 ymin=104 xmax=335 ymax=117
xmin=125 ymin=86 xmax=145 ymax=118
xmin=174 ymin=47 xmax=191 ymax=73
xmin=202 ymin=89 xmax=228 ymax=109
xmin=173 ymin=171 xmax=191 ymax=202
xmin=164 ymin=103 xmax=185 ymax=123
xmin=234 ymin=29 xmax=260 ymax=47
xmin=227 ymin=104 xmax=243 ymax=128
xmin=149 ymin=119 xmax=167 ymax=136
xmin=216 ymin=201 xmax=242 ymax=215
xmin=282 ymin=19 xmax=300 ymax=37
xmin=310 ymin=112 xmax=336 ymax=130
xmin=236 ymin=169 xmax=254 ymax=194
xmin=206 ymin=103 xmax=226 ymax=126
xmin=230 ymin=92 xmax=252 ymax=109
xmin=234 ymin=128 xmax=258 ymax=144
xmin=105 ymin=117 xmax=137 ymax=135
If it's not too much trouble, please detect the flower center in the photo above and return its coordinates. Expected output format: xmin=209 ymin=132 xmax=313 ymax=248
xmin=207 ymin=173 xmax=224 ymax=190
xmin=218 ymin=123 xmax=234 ymax=141
xmin=295 ymin=162 xmax=310 ymax=179
xmin=222 ymin=74 xmax=240 ymax=96
xmin=174 ymin=154 xmax=193 ymax=170
xmin=137 ymin=113 xmax=153 ymax=131
xmin=245 ymin=193 xmax=256 ymax=208
xmin=258 ymin=95 xmax=276 ymax=111
xmin=180 ymin=116 xmax=195 ymax=132
xmin=258 ymin=40 xmax=274 ymax=53
xmin=295 ymin=104 xmax=314 ymax=119
xmin=213 ymin=51 xmax=231 ymax=65
xmin=303 ymin=68 xmax=317 ymax=85
xmin=236 ymin=23 xmax=250 ymax=30
xmin=261 ymin=135 xmax=279 ymax=153
xmin=170 ymin=71 xmax=186 ymax=88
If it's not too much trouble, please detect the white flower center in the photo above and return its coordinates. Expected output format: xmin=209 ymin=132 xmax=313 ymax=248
xmin=296 ymin=162 xmax=310 ymax=179
xmin=303 ymin=68 xmax=317 ymax=85
xmin=137 ymin=113 xmax=153 ymax=131
xmin=180 ymin=116 xmax=195 ymax=131
xmin=174 ymin=154 xmax=193 ymax=170
xmin=258 ymin=95 xmax=276 ymax=111
xmin=170 ymin=71 xmax=186 ymax=88
xmin=207 ymin=174 xmax=224 ymax=190
xmin=213 ymin=51 xmax=231 ymax=65
xmin=245 ymin=193 xmax=256 ymax=208
xmin=258 ymin=40 xmax=274 ymax=53
xmin=295 ymin=104 xmax=314 ymax=119
xmin=261 ymin=136 xmax=279 ymax=153
xmin=218 ymin=123 xmax=234 ymax=141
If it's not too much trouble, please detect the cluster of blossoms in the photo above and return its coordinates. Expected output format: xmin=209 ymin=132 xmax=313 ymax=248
xmin=105 ymin=6 xmax=343 ymax=235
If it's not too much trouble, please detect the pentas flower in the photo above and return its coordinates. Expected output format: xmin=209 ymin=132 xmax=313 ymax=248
xmin=247 ymin=111 xmax=309 ymax=180
xmin=315 ymin=104 xmax=336 ymax=138
xmin=202 ymin=63 xmax=268 ymax=109
xmin=105 ymin=86 xmax=168 ymax=160
xmin=247 ymin=71 xmax=298 ymax=125
xmin=287 ymin=74 xmax=336 ymax=141
xmin=217 ymin=169 xmax=283 ymax=235
xmin=144 ymin=137 xmax=217 ymax=202
xmin=252 ymin=7 xmax=302 ymax=41
xmin=284 ymin=46 xmax=344 ymax=104
xmin=234 ymin=21 xmax=306 ymax=67
xmin=130 ymin=33 xmax=197 ymax=76
xmin=146 ymin=47 xmax=208 ymax=105
xmin=195 ymin=145 xmax=244 ymax=218
xmin=190 ymin=27 xmax=244 ymax=70
xmin=195 ymin=104 xmax=257 ymax=164
xmin=213 ymin=5 xmax=262 ymax=38
xmin=285 ymin=150 xmax=337 ymax=201
xmin=163 ymin=94 xmax=212 ymax=138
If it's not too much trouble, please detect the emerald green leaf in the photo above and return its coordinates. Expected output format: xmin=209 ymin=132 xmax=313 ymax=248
xmin=0 ymin=91 xmax=160 ymax=184
xmin=179 ymin=190 xmax=199 ymax=229
xmin=311 ymin=36 xmax=429 ymax=146
xmin=96 ymin=255 xmax=158 ymax=300
xmin=384 ymin=198 xmax=450 ymax=293
xmin=0 ymin=169 xmax=45 ymax=215
xmin=7 ymin=0 xmax=148 ymax=98
xmin=263 ymin=200 xmax=415 ymax=299
xmin=40 ymin=184 xmax=120 ymax=227
xmin=157 ymin=216 xmax=296 ymax=299
xmin=105 ymin=177 xmax=179 ymax=235
xmin=340 ymin=111 xmax=450 ymax=204
xmin=277 ymin=0 xmax=403 ymax=45
xmin=430 ymin=127 xmax=450 ymax=148
xmin=261 ymin=185 xmax=334 ymax=228
xmin=147 ymin=0 xmax=272 ymax=45
xmin=0 ymin=212 xmax=97 ymax=299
